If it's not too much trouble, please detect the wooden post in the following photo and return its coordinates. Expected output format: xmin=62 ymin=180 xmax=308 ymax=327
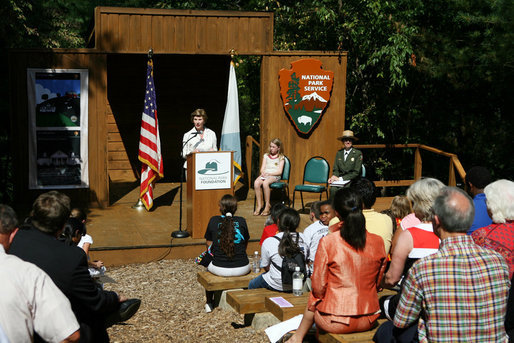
xmin=414 ymin=147 xmax=422 ymax=180
xmin=448 ymin=159 xmax=456 ymax=186
xmin=245 ymin=136 xmax=253 ymax=187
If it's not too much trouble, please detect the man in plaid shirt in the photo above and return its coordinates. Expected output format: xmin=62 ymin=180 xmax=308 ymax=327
xmin=375 ymin=187 xmax=511 ymax=342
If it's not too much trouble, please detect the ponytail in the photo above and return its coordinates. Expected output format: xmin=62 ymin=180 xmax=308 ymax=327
xmin=218 ymin=194 xmax=238 ymax=258
xmin=334 ymin=188 xmax=366 ymax=250
xmin=277 ymin=208 xmax=301 ymax=257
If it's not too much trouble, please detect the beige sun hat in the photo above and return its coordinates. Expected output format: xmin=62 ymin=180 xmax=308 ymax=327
xmin=337 ymin=130 xmax=359 ymax=141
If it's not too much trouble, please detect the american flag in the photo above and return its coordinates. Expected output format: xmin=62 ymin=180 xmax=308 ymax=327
xmin=138 ymin=59 xmax=163 ymax=210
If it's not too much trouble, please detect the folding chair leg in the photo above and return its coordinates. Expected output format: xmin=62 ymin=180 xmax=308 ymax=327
xmin=253 ymin=195 xmax=256 ymax=211
xmin=300 ymin=192 xmax=305 ymax=212
xmin=292 ymin=191 xmax=296 ymax=209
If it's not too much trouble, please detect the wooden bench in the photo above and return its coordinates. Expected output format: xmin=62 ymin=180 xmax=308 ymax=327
xmin=264 ymin=293 xmax=309 ymax=321
xmin=226 ymin=288 xmax=286 ymax=327
xmin=196 ymin=271 xmax=259 ymax=291
xmin=317 ymin=319 xmax=387 ymax=343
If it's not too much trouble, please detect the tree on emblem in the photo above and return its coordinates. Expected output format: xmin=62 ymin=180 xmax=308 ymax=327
xmin=286 ymin=72 xmax=301 ymax=108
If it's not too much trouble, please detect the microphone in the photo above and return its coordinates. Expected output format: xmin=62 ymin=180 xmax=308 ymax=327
xmin=191 ymin=130 xmax=203 ymax=136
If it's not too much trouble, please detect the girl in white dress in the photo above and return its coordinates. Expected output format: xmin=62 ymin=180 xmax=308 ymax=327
xmin=254 ymin=138 xmax=285 ymax=216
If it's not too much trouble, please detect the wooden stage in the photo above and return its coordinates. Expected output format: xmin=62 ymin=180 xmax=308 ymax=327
xmin=87 ymin=182 xmax=392 ymax=266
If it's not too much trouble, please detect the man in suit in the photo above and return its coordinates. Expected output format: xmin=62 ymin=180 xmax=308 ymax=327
xmin=328 ymin=130 xmax=363 ymax=198
xmin=10 ymin=191 xmax=140 ymax=342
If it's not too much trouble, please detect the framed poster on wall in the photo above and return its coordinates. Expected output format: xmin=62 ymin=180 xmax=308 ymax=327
xmin=27 ymin=69 xmax=89 ymax=189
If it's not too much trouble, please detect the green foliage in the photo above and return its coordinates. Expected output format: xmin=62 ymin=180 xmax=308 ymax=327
xmin=2 ymin=0 xmax=513 ymax=202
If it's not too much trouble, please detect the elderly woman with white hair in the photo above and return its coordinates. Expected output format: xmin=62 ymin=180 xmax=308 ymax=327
xmin=381 ymin=177 xmax=445 ymax=289
xmin=472 ymin=179 xmax=514 ymax=278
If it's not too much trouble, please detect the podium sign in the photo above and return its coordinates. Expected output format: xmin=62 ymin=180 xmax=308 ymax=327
xmin=194 ymin=151 xmax=232 ymax=190
xmin=187 ymin=151 xmax=234 ymax=238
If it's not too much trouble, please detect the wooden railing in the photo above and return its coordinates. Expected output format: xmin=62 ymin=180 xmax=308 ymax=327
xmin=245 ymin=137 xmax=466 ymax=188
xmin=353 ymin=144 xmax=466 ymax=187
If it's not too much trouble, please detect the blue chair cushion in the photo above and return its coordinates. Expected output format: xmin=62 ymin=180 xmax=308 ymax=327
xmin=270 ymin=182 xmax=286 ymax=189
xmin=294 ymin=184 xmax=326 ymax=193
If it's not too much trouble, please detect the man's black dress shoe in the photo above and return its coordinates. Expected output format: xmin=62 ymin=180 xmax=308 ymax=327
xmin=105 ymin=298 xmax=141 ymax=327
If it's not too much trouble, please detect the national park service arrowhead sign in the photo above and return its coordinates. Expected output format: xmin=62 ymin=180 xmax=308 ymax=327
xmin=279 ymin=59 xmax=334 ymax=135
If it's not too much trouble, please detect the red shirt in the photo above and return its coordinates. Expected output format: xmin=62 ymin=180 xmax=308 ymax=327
xmin=259 ymin=224 xmax=278 ymax=245
xmin=472 ymin=221 xmax=514 ymax=278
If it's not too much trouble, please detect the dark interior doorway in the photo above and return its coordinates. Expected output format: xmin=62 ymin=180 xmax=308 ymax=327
xmin=107 ymin=53 xmax=230 ymax=185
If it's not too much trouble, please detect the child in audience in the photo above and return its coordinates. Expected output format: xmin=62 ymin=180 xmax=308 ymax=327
xmin=388 ymin=195 xmax=415 ymax=255
xmin=259 ymin=203 xmax=287 ymax=245
xmin=70 ymin=208 xmax=105 ymax=278
xmin=249 ymin=208 xmax=307 ymax=292
xmin=204 ymin=194 xmax=250 ymax=312
xmin=253 ymin=138 xmax=285 ymax=216
xmin=59 ymin=217 xmax=86 ymax=246
xmin=303 ymin=200 xmax=335 ymax=276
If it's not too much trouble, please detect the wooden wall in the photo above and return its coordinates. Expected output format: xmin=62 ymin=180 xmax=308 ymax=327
xmin=94 ymin=7 xmax=273 ymax=54
xmin=8 ymin=50 xmax=109 ymax=208
xmin=260 ymin=52 xmax=348 ymax=193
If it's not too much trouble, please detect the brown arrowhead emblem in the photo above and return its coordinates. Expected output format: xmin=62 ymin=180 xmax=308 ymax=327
xmin=279 ymin=59 xmax=334 ymax=134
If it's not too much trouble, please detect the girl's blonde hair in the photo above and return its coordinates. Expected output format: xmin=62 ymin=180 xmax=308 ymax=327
xmin=269 ymin=138 xmax=284 ymax=157
xmin=390 ymin=195 xmax=411 ymax=219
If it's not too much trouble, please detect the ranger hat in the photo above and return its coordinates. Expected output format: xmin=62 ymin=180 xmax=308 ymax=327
xmin=337 ymin=130 xmax=359 ymax=141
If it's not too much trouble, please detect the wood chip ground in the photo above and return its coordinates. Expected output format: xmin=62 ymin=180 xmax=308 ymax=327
xmin=105 ymin=259 xmax=269 ymax=342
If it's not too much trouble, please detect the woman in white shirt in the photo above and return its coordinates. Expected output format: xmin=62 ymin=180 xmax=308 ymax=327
xmin=248 ymin=208 xmax=307 ymax=292
xmin=181 ymin=108 xmax=217 ymax=170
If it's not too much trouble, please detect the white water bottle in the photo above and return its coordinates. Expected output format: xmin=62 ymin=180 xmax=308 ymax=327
xmin=292 ymin=266 xmax=304 ymax=296
xmin=252 ymin=251 xmax=260 ymax=273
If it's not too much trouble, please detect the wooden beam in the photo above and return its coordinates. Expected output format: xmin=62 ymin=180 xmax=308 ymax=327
xmin=449 ymin=159 xmax=456 ymax=186
xmin=374 ymin=180 xmax=415 ymax=187
xmin=451 ymin=155 xmax=466 ymax=182
xmin=414 ymin=147 xmax=422 ymax=180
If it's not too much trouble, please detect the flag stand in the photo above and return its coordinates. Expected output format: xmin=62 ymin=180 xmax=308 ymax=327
xmin=131 ymin=198 xmax=145 ymax=209
xmin=171 ymin=168 xmax=190 ymax=238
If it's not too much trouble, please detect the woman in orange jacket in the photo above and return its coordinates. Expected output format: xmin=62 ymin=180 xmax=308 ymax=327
xmin=287 ymin=188 xmax=387 ymax=341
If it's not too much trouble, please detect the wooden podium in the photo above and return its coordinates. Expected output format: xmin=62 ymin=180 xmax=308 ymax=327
xmin=186 ymin=151 xmax=234 ymax=238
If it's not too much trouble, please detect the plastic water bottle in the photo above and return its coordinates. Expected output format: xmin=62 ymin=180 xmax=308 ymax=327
xmin=292 ymin=266 xmax=304 ymax=296
xmin=252 ymin=251 xmax=260 ymax=273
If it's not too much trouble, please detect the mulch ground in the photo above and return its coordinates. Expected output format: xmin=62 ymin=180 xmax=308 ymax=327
xmin=105 ymin=259 xmax=269 ymax=342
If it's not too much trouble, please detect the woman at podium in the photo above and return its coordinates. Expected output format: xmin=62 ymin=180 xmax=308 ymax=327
xmin=181 ymin=108 xmax=217 ymax=169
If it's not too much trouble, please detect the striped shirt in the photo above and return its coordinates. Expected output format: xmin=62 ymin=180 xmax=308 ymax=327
xmin=394 ymin=235 xmax=510 ymax=343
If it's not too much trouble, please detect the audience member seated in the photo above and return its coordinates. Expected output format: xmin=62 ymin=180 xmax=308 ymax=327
xmin=506 ymin=274 xmax=514 ymax=340
xmin=0 ymin=204 xmax=80 ymax=343
xmin=472 ymin=179 xmax=514 ymax=278
xmin=259 ymin=202 xmax=287 ymax=245
xmin=355 ymin=178 xmax=394 ymax=254
xmin=380 ymin=178 xmax=444 ymax=321
xmin=286 ymin=188 xmax=387 ymax=342
xmin=203 ymin=194 xmax=250 ymax=312
xmin=303 ymin=200 xmax=335 ymax=276
xmin=254 ymin=138 xmax=285 ymax=216
xmin=374 ymin=187 xmax=511 ymax=343
xmin=71 ymin=208 xmax=106 ymax=278
xmin=329 ymin=178 xmax=393 ymax=254
xmin=465 ymin=166 xmax=493 ymax=234
xmin=387 ymin=195 xmax=413 ymax=254
xmin=249 ymin=208 xmax=307 ymax=292
xmin=9 ymin=191 xmax=141 ymax=343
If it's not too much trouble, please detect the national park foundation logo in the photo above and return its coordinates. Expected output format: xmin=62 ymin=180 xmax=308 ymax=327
xmin=279 ymin=59 xmax=334 ymax=135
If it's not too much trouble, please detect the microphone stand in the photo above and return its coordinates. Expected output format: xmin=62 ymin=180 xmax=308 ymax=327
xmin=171 ymin=132 xmax=200 ymax=238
